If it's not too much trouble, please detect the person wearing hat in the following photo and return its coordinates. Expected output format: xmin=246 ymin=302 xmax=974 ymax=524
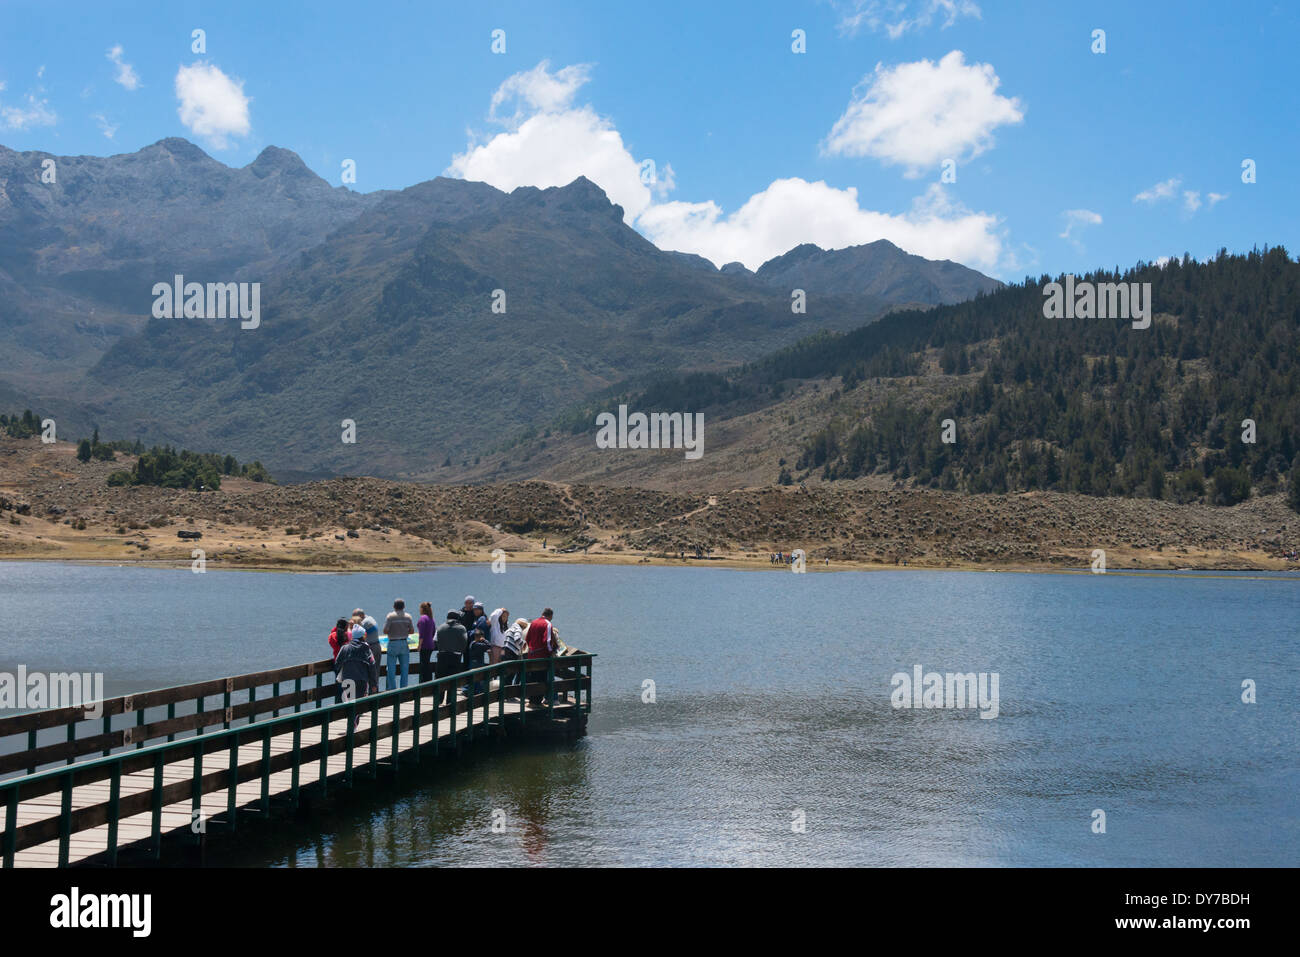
xmin=334 ymin=622 xmax=375 ymax=729
xmin=457 ymin=596 xmax=478 ymax=634
xmin=464 ymin=602 xmax=491 ymax=696
xmin=353 ymin=608 xmax=382 ymax=692
xmin=433 ymin=609 xmax=469 ymax=706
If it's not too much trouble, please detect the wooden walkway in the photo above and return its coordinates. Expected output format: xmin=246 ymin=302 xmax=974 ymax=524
xmin=0 ymin=655 xmax=592 ymax=867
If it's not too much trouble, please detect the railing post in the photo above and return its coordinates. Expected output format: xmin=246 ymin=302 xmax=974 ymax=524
xmin=450 ymin=679 xmax=458 ymax=751
xmin=432 ymin=681 xmax=440 ymax=758
xmin=295 ymin=677 xmax=303 ymax=714
xmin=319 ymin=709 xmax=330 ymax=796
xmin=391 ymin=693 xmax=401 ymax=776
xmin=135 ymin=707 xmax=145 ymax=749
xmin=248 ymin=685 xmax=257 ymax=726
xmin=4 ymin=783 xmax=18 ymax=867
xmin=102 ymin=712 xmax=112 ymax=757
xmin=519 ymin=660 xmax=526 ymax=729
xmin=65 ymin=721 xmax=75 ymax=765
xmin=107 ymin=764 xmax=121 ymax=866
xmin=151 ymin=753 xmax=163 ymax=860
xmin=345 ymin=703 xmax=356 ymax=787
xmin=195 ymin=695 xmax=205 ymax=738
xmin=167 ymin=701 xmax=176 ymax=742
xmin=369 ymin=697 xmax=379 ymax=777
xmin=273 ymin=680 xmax=281 ymax=718
xmin=26 ymin=730 xmax=36 ymax=774
xmin=227 ymin=731 xmax=239 ymax=831
xmin=191 ymin=740 xmax=204 ymax=844
xmin=547 ymin=658 xmax=556 ymax=712
xmin=412 ymin=683 xmax=421 ymax=764
xmin=58 ymin=773 xmax=72 ymax=866
xmin=261 ymin=726 xmax=271 ymax=814
xmin=223 ymin=685 xmax=232 ymax=730
xmin=498 ymin=662 xmax=505 ymax=733
xmin=467 ymin=675 xmax=475 ymax=745
xmin=291 ymin=719 xmax=302 ymax=807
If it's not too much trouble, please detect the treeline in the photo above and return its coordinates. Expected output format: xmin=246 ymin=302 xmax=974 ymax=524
xmin=613 ymin=248 xmax=1300 ymax=510
xmin=1 ymin=410 xmax=44 ymax=439
xmin=108 ymin=446 xmax=271 ymax=490
xmin=3 ymin=407 xmax=271 ymax=491
xmin=796 ymin=248 xmax=1300 ymax=507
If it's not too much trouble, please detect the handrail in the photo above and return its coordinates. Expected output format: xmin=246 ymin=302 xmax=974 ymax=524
xmin=0 ymin=653 xmax=594 ymax=867
xmin=0 ymin=658 xmax=340 ymax=777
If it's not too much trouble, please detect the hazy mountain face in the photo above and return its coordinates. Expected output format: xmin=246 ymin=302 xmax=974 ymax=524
xmin=0 ymin=139 xmax=1000 ymax=477
xmin=755 ymin=241 xmax=1003 ymax=305
xmin=0 ymin=138 xmax=378 ymax=384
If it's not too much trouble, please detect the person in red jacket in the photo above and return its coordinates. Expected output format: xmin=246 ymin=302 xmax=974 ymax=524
xmin=524 ymin=609 xmax=556 ymax=708
xmin=328 ymin=618 xmax=350 ymax=661
xmin=328 ymin=617 xmax=350 ymax=702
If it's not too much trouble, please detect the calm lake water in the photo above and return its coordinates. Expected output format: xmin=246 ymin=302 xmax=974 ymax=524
xmin=1 ymin=560 xmax=1296 ymax=866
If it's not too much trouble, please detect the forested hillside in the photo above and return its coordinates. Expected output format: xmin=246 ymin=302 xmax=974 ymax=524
xmin=575 ymin=248 xmax=1299 ymax=507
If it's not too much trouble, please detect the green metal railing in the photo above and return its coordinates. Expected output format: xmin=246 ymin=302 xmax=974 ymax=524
xmin=0 ymin=660 xmax=338 ymax=779
xmin=0 ymin=653 xmax=593 ymax=867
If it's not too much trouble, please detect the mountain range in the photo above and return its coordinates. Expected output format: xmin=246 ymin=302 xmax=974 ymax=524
xmin=0 ymin=137 xmax=1000 ymax=478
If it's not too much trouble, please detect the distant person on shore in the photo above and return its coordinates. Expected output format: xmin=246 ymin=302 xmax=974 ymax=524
xmin=335 ymin=623 xmax=375 ymax=729
xmin=434 ymin=609 xmax=468 ymax=705
xmin=416 ymin=601 xmax=436 ymax=683
xmin=353 ymin=608 xmax=382 ymax=691
xmin=524 ymin=608 xmax=557 ymax=708
xmin=502 ymin=617 xmax=529 ymax=685
xmin=465 ymin=603 xmax=490 ymax=695
xmin=383 ymin=599 xmax=415 ymax=690
xmin=486 ymin=607 xmax=510 ymax=665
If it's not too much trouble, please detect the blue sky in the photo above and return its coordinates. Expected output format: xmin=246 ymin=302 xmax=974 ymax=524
xmin=1 ymin=0 xmax=1296 ymax=280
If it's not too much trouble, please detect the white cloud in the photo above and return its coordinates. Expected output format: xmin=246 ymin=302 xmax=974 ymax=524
xmin=1135 ymin=178 xmax=1225 ymax=216
xmin=1134 ymin=178 xmax=1180 ymax=203
xmin=639 ymin=180 xmax=1003 ymax=272
xmin=835 ymin=0 xmax=981 ymax=38
xmin=107 ymin=45 xmax=140 ymax=91
xmin=0 ymin=82 xmax=57 ymax=131
xmin=447 ymin=60 xmax=1007 ymax=274
xmin=92 ymin=112 xmax=119 ymax=139
xmin=174 ymin=62 xmax=250 ymax=148
xmin=822 ymin=51 xmax=1023 ymax=176
xmin=1058 ymin=208 xmax=1102 ymax=250
xmin=448 ymin=105 xmax=655 ymax=220
xmin=488 ymin=60 xmax=592 ymax=127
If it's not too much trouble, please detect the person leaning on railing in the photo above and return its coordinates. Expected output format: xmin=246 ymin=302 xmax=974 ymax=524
xmin=416 ymin=602 xmax=436 ymax=683
xmin=524 ymin=609 xmax=557 ymax=709
xmin=502 ymin=618 xmax=529 ymax=686
xmin=434 ymin=610 xmax=468 ymax=706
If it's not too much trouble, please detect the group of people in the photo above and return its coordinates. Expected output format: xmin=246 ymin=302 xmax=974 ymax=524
xmin=326 ymin=597 xmax=565 ymax=711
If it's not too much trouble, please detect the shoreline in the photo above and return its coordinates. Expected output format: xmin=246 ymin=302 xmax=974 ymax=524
xmin=2 ymin=548 xmax=1297 ymax=579
xmin=4 ymin=435 xmax=1297 ymax=580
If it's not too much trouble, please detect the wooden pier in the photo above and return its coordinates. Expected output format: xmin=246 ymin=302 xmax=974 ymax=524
xmin=0 ymin=654 xmax=593 ymax=867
